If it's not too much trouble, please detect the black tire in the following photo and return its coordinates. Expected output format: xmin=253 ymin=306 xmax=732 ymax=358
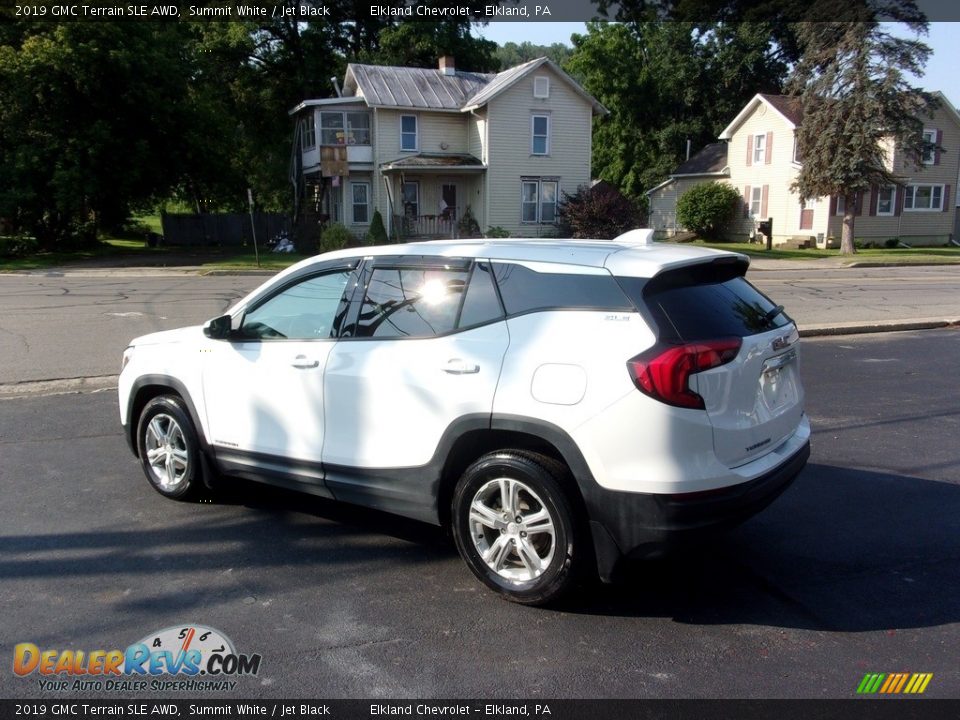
xmin=452 ymin=450 xmax=581 ymax=605
xmin=136 ymin=395 xmax=204 ymax=500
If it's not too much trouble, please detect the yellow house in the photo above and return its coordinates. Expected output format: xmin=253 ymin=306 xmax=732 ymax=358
xmin=290 ymin=56 xmax=607 ymax=241
xmin=649 ymin=92 xmax=960 ymax=246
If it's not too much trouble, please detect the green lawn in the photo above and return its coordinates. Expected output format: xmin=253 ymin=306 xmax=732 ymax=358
xmin=689 ymin=241 xmax=960 ymax=265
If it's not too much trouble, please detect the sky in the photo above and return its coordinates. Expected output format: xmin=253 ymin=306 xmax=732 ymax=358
xmin=476 ymin=21 xmax=960 ymax=108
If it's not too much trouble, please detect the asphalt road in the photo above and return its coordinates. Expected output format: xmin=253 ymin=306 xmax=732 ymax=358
xmin=1 ymin=329 xmax=958 ymax=699
xmin=1 ymin=265 xmax=959 ymax=384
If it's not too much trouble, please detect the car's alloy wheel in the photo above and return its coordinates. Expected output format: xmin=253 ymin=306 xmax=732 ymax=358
xmin=137 ymin=395 xmax=203 ymax=500
xmin=452 ymin=451 xmax=580 ymax=605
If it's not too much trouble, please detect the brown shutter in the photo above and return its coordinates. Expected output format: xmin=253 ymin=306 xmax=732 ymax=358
xmin=894 ymin=186 xmax=902 ymax=216
xmin=746 ymin=135 xmax=753 ymax=167
xmin=854 ymin=192 xmax=863 ymax=216
xmin=935 ymin=129 xmax=942 ymax=165
xmin=743 ymin=185 xmax=752 ymax=218
xmin=760 ymin=185 xmax=769 ymax=218
xmin=829 ymin=196 xmax=837 ymax=215
xmin=869 ymin=184 xmax=878 ymax=216
xmin=943 ymin=184 xmax=951 ymax=212
xmin=765 ymin=132 xmax=773 ymax=165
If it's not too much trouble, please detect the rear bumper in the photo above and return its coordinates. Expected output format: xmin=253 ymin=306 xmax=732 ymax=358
xmin=584 ymin=439 xmax=810 ymax=581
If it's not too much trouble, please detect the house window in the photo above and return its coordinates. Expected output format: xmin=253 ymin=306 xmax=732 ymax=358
xmin=301 ymin=114 xmax=316 ymax=150
xmin=401 ymin=115 xmax=418 ymax=151
xmin=531 ymin=115 xmax=550 ymax=155
xmin=753 ymin=133 xmax=766 ymax=164
xmin=749 ymin=186 xmax=763 ymax=217
xmin=319 ymin=111 xmax=371 ymax=146
xmin=320 ymin=112 xmax=345 ymax=145
xmin=877 ymin=186 xmax=896 ymax=216
xmin=533 ymin=76 xmax=550 ymax=98
xmin=347 ymin=113 xmax=371 ymax=145
xmin=792 ymin=134 xmax=801 ymax=164
xmin=521 ymin=178 xmax=559 ymax=224
xmin=903 ymin=184 xmax=943 ymax=211
xmin=351 ymin=182 xmax=370 ymax=224
xmin=921 ymin=129 xmax=937 ymax=164
xmin=402 ymin=181 xmax=419 ymax=217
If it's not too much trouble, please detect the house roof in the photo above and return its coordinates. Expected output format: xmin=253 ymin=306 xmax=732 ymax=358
xmin=344 ymin=64 xmax=494 ymax=111
xmin=671 ymin=142 xmax=729 ymax=176
xmin=380 ymin=153 xmax=485 ymax=172
xmin=326 ymin=57 xmax=606 ymax=116
xmin=718 ymin=93 xmax=802 ymax=139
xmin=463 ymin=57 xmax=607 ymax=115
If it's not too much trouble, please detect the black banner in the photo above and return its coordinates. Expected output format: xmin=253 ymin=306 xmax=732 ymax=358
xmin=0 ymin=700 xmax=955 ymax=720
xmin=3 ymin=0 xmax=960 ymax=23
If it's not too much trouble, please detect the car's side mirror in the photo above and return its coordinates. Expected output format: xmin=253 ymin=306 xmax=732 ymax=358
xmin=203 ymin=314 xmax=233 ymax=339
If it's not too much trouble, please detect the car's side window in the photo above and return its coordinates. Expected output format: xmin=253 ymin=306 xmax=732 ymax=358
xmin=239 ymin=270 xmax=352 ymax=340
xmin=355 ymin=266 xmax=469 ymax=338
xmin=457 ymin=261 xmax=504 ymax=329
xmin=491 ymin=262 xmax=633 ymax=315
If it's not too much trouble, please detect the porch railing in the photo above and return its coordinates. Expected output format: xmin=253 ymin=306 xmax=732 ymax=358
xmin=394 ymin=214 xmax=459 ymax=239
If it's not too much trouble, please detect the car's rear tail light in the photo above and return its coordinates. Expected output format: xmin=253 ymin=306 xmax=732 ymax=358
xmin=626 ymin=338 xmax=741 ymax=409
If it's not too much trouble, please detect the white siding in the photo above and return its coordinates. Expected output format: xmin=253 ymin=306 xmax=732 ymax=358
xmin=484 ymin=66 xmax=594 ymax=236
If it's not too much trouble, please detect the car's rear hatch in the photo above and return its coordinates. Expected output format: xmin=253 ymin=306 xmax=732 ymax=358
xmin=620 ymin=258 xmax=804 ymax=468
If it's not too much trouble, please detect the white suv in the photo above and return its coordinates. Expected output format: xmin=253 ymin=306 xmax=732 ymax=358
xmin=119 ymin=233 xmax=809 ymax=605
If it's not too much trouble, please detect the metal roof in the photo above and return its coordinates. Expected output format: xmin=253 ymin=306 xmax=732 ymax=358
xmin=345 ymin=64 xmax=494 ymax=111
xmin=334 ymin=58 xmax=607 ymax=116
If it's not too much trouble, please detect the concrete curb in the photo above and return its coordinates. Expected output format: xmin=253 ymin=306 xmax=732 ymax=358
xmin=0 ymin=374 xmax=118 ymax=400
xmin=799 ymin=318 xmax=960 ymax=337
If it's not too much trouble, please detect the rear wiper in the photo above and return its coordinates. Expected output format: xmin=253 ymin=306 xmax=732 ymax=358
xmin=763 ymin=304 xmax=785 ymax=325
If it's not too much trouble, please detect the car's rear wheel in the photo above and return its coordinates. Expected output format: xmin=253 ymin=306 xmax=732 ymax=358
xmin=137 ymin=395 xmax=203 ymax=500
xmin=452 ymin=450 xmax=581 ymax=605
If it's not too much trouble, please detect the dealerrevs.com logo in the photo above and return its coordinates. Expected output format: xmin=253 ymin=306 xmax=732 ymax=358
xmin=13 ymin=625 xmax=262 ymax=692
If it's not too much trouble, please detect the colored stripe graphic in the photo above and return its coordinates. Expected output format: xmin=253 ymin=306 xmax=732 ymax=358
xmin=857 ymin=672 xmax=932 ymax=694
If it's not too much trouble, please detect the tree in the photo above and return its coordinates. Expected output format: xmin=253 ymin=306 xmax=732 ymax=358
xmin=676 ymin=182 xmax=741 ymax=239
xmin=787 ymin=16 xmax=935 ymax=254
xmin=566 ymin=22 xmax=789 ymax=200
xmin=364 ymin=22 xmax=498 ymax=72
xmin=495 ymin=41 xmax=572 ymax=71
xmin=0 ymin=23 xmax=197 ymax=245
xmin=557 ymin=183 xmax=642 ymax=239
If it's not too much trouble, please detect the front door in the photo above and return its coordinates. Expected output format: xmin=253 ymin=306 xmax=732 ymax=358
xmin=441 ymin=183 xmax=457 ymax=220
xmin=202 ymin=267 xmax=354 ymax=485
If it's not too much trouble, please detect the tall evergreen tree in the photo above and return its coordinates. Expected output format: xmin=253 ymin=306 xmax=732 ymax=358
xmin=787 ymin=17 xmax=935 ymax=254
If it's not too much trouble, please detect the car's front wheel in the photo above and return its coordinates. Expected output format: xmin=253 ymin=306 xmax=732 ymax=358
xmin=136 ymin=395 xmax=203 ymax=500
xmin=452 ymin=450 xmax=581 ymax=605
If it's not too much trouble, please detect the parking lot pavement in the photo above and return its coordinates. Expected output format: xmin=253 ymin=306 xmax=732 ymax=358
xmin=1 ymin=329 xmax=958 ymax=699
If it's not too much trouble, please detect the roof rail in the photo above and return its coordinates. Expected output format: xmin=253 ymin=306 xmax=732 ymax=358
xmin=613 ymin=228 xmax=655 ymax=246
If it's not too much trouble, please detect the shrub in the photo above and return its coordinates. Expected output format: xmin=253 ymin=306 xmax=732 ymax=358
xmin=458 ymin=206 xmax=482 ymax=238
xmin=0 ymin=235 xmax=39 ymax=258
xmin=485 ymin=226 xmax=510 ymax=238
xmin=556 ymin=183 xmax=641 ymax=239
xmin=365 ymin=210 xmax=388 ymax=245
xmin=319 ymin=223 xmax=353 ymax=253
xmin=675 ymin=182 xmax=741 ymax=240
xmin=884 ymin=238 xmax=899 ymax=248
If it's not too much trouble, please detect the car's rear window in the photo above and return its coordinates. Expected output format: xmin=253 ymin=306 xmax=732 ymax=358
xmin=617 ymin=261 xmax=791 ymax=342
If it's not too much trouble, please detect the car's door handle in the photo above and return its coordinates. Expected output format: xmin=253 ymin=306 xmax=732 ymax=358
xmin=291 ymin=355 xmax=319 ymax=369
xmin=444 ymin=358 xmax=480 ymax=375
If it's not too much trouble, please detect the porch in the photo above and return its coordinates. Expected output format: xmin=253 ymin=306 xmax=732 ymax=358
xmin=381 ymin=154 xmax=486 ymax=240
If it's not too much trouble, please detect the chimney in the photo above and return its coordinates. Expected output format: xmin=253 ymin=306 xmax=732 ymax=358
xmin=439 ymin=56 xmax=455 ymax=76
